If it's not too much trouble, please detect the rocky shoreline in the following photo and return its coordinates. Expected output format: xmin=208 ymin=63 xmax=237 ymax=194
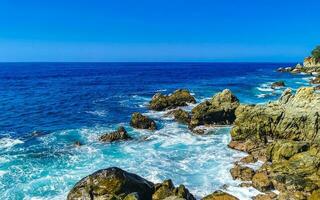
xmin=66 ymin=52 xmax=320 ymax=199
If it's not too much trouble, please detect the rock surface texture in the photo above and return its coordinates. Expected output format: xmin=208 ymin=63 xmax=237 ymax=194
xmin=230 ymin=87 xmax=320 ymax=199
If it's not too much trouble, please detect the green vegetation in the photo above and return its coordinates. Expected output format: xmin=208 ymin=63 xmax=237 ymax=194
xmin=311 ymin=46 xmax=320 ymax=61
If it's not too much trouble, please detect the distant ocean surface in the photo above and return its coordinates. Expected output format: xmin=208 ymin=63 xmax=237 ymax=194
xmin=0 ymin=62 xmax=313 ymax=199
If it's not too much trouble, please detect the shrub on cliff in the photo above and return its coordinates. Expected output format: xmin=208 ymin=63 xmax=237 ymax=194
xmin=311 ymin=45 xmax=320 ymax=62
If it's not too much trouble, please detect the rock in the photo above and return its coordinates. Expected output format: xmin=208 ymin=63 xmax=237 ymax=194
xmin=266 ymin=140 xmax=310 ymax=163
xmin=189 ymin=89 xmax=239 ymax=128
xmin=73 ymin=141 xmax=83 ymax=147
xmin=291 ymin=68 xmax=301 ymax=73
xmin=310 ymin=76 xmax=320 ymax=84
xmin=152 ymin=179 xmax=196 ymax=200
xmin=253 ymin=192 xmax=278 ymax=200
xmin=231 ymin=87 xmax=320 ymax=144
xmin=240 ymin=155 xmax=257 ymax=163
xmin=31 ymin=130 xmax=49 ymax=137
xmin=166 ymin=109 xmax=191 ymax=124
xmin=252 ymin=172 xmax=273 ymax=192
xmin=67 ymin=167 xmax=154 ymax=200
xmin=271 ymin=81 xmax=285 ymax=89
xmin=304 ymin=56 xmax=320 ymax=68
xmin=149 ymin=89 xmax=196 ymax=111
xmin=123 ymin=193 xmax=140 ymax=200
xmin=230 ymin=164 xmax=255 ymax=181
xmin=309 ymin=189 xmax=320 ymax=200
xmin=130 ymin=113 xmax=157 ymax=130
xmin=99 ymin=126 xmax=132 ymax=142
xmin=278 ymin=191 xmax=307 ymax=200
xmin=239 ymin=182 xmax=252 ymax=187
xmin=202 ymin=190 xmax=239 ymax=200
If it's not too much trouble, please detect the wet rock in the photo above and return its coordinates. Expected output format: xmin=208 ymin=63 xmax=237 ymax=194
xmin=99 ymin=126 xmax=132 ymax=142
xmin=271 ymin=81 xmax=285 ymax=89
xmin=166 ymin=109 xmax=191 ymax=124
xmin=239 ymin=182 xmax=252 ymax=187
xmin=152 ymin=179 xmax=196 ymax=200
xmin=123 ymin=192 xmax=140 ymax=200
xmin=130 ymin=112 xmax=157 ymax=130
xmin=149 ymin=89 xmax=196 ymax=111
xmin=252 ymin=172 xmax=273 ymax=192
xmin=278 ymin=191 xmax=307 ymax=200
xmin=240 ymin=155 xmax=257 ymax=163
xmin=190 ymin=89 xmax=239 ymax=128
xmin=31 ymin=130 xmax=50 ymax=137
xmin=253 ymin=192 xmax=278 ymax=200
xmin=230 ymin=164 xmax=255 ymax=181
xmin=310 ymin=76 xmax=320 ymax=84
xmin=67 ymin=167 xmax=154 ymax=200
xmin=202 ymin=190 xmax=239 ymax=200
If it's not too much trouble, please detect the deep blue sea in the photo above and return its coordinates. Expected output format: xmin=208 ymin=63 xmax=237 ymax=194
xmin=0 ymin=62 xmax=313 ymax=200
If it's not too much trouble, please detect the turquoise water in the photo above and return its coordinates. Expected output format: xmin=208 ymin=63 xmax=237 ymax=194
xmin=0 ymin=63 xmax=313 ymax=199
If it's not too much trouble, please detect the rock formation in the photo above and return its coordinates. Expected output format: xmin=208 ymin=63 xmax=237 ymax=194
xmin=99 ymin=126 xmax=132 ymax=142
xmin=189 ymin=89 xmax=239 ymax=128
xmin=202 ymin=190 xmax=239 ymax=200
xmin=166 ymin=109 xmax=191 ymax=124
xmin=130 ymin=112 xmax=157 ymax=130
xmin=229 ymin=87 xmax=320 ymax=198
xmin=149 ymin=89 xmax=196 ymax=111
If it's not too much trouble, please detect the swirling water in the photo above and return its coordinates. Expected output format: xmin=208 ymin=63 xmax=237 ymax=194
xmin=0 ymin=62 xmax=314 ymax=200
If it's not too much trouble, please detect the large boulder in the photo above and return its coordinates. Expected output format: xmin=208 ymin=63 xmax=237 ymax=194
xmin=67 ymin=167 xmax=154 ymax=200
xmin=130 ymin=112 xmax=157 ymax=130
xmin=252 ymin=172 xmax=273 ymax=192
xmin=152 ymin=179 xmax=196 ymax=200
xmin=189 ymin=89 xmax=239 ymax=128
xmin=149 ymin=89 xmax=196 ymax=111
xmin=202 ymin=190 xmax=239 ymax=200
xmin=99 ymin=126 xmax=132 ymax=142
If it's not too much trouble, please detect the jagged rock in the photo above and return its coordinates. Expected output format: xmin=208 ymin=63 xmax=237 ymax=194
xmin=67 ymin=167 xmax=154 ymax=200
xmin=266 ymin=140 xmax=310 ymax=163
xmin=99 ymin=126 xmax=132 ymax=142
xmin=252 ymin=172 xmax=273 ymax=192
xmin=278 ymin=191 xmax=307 ymax=200
xmin=230 ymin=164 xmax=255 ymax=181
xmin=271 ymin=81 xmax=285 ymax=89
xmin=202 ymin=190 xmax=239 ymax=200
xmin=253 ymin=192 xmax=278 ymax=200
xmin=189 ymin=89 xmax=239 ymax=128
xmin=240 ymin=155 xmax=257 ymax=163
xmin=123 ymin=193 xmax=140 ymax=200
xmin=73 ymin=141 xmax=83 ymax=147
xmin=149 ymin=89 xmax=196 ymax=111
xmin=152 ymin=179 xmax=196 ymax=200
xmin=231 ymin=87 xmax=320 ymax=144
xmin=239 ymin=182 xmax=252 ymax=187
xmin=130 ymin=113 xmax=157 ymax=130
xmin=166 ymin=109 xmax=191 ymax=124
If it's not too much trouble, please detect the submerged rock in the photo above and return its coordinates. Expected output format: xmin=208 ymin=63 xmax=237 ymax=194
xmin=202 ymin=190 xmax=239 ymax=200
xmin=189 ymin=89 xmax=239 ymax=128
xmin=149 ymin=89 xmax=196 ymax=111
xmin=67 ymin=167 xmax=154 ymax=200
xmin=153 ymin=179 xmax=196 ymax=200
xmin=130 ymin=112 xmax=157 ymax=130
xmin=310 ymin=76 xmax=320 ymax=84
xmin=166 ymin=109 xmax=191 ymax=124
xmin=271 ymin=81 xmax=285 ymax=89
xmin=99 ymin=126 xmax=132 ymax=142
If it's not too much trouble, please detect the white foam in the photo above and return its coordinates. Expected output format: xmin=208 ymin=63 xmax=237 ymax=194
xmin=85 ymin=110 xmax=107 ymax=117
xmin=0 ymin=137 xmax=23 ymax=149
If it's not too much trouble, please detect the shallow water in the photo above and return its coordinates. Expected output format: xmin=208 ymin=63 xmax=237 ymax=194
xmin=0 ymin=63 xmax=314 ymax=199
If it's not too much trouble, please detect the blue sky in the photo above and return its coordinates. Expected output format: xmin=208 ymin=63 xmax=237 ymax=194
xmin=0 ymin=0 xmax=319 ymax=62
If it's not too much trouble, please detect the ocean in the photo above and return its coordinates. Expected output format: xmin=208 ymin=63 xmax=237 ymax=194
xmin=0 ymin=62 xmax=313 ymax=199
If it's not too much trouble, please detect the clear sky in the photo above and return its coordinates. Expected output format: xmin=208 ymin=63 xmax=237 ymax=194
xmin=0 ymin=0 xmax=319 ymax=62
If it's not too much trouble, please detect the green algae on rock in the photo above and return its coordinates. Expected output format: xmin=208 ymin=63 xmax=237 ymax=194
xmin=130 ymin=112 xmax=157 ymax=130
xmin=152 ymin=179 xmax=196 ymax=200
xmin=149 ymin=89 xmax=196 ymax=111
xmin=166 ymin=109 xmax=191 ymax=124
xmin=189 ymin=89 xmax=239 ymax=128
